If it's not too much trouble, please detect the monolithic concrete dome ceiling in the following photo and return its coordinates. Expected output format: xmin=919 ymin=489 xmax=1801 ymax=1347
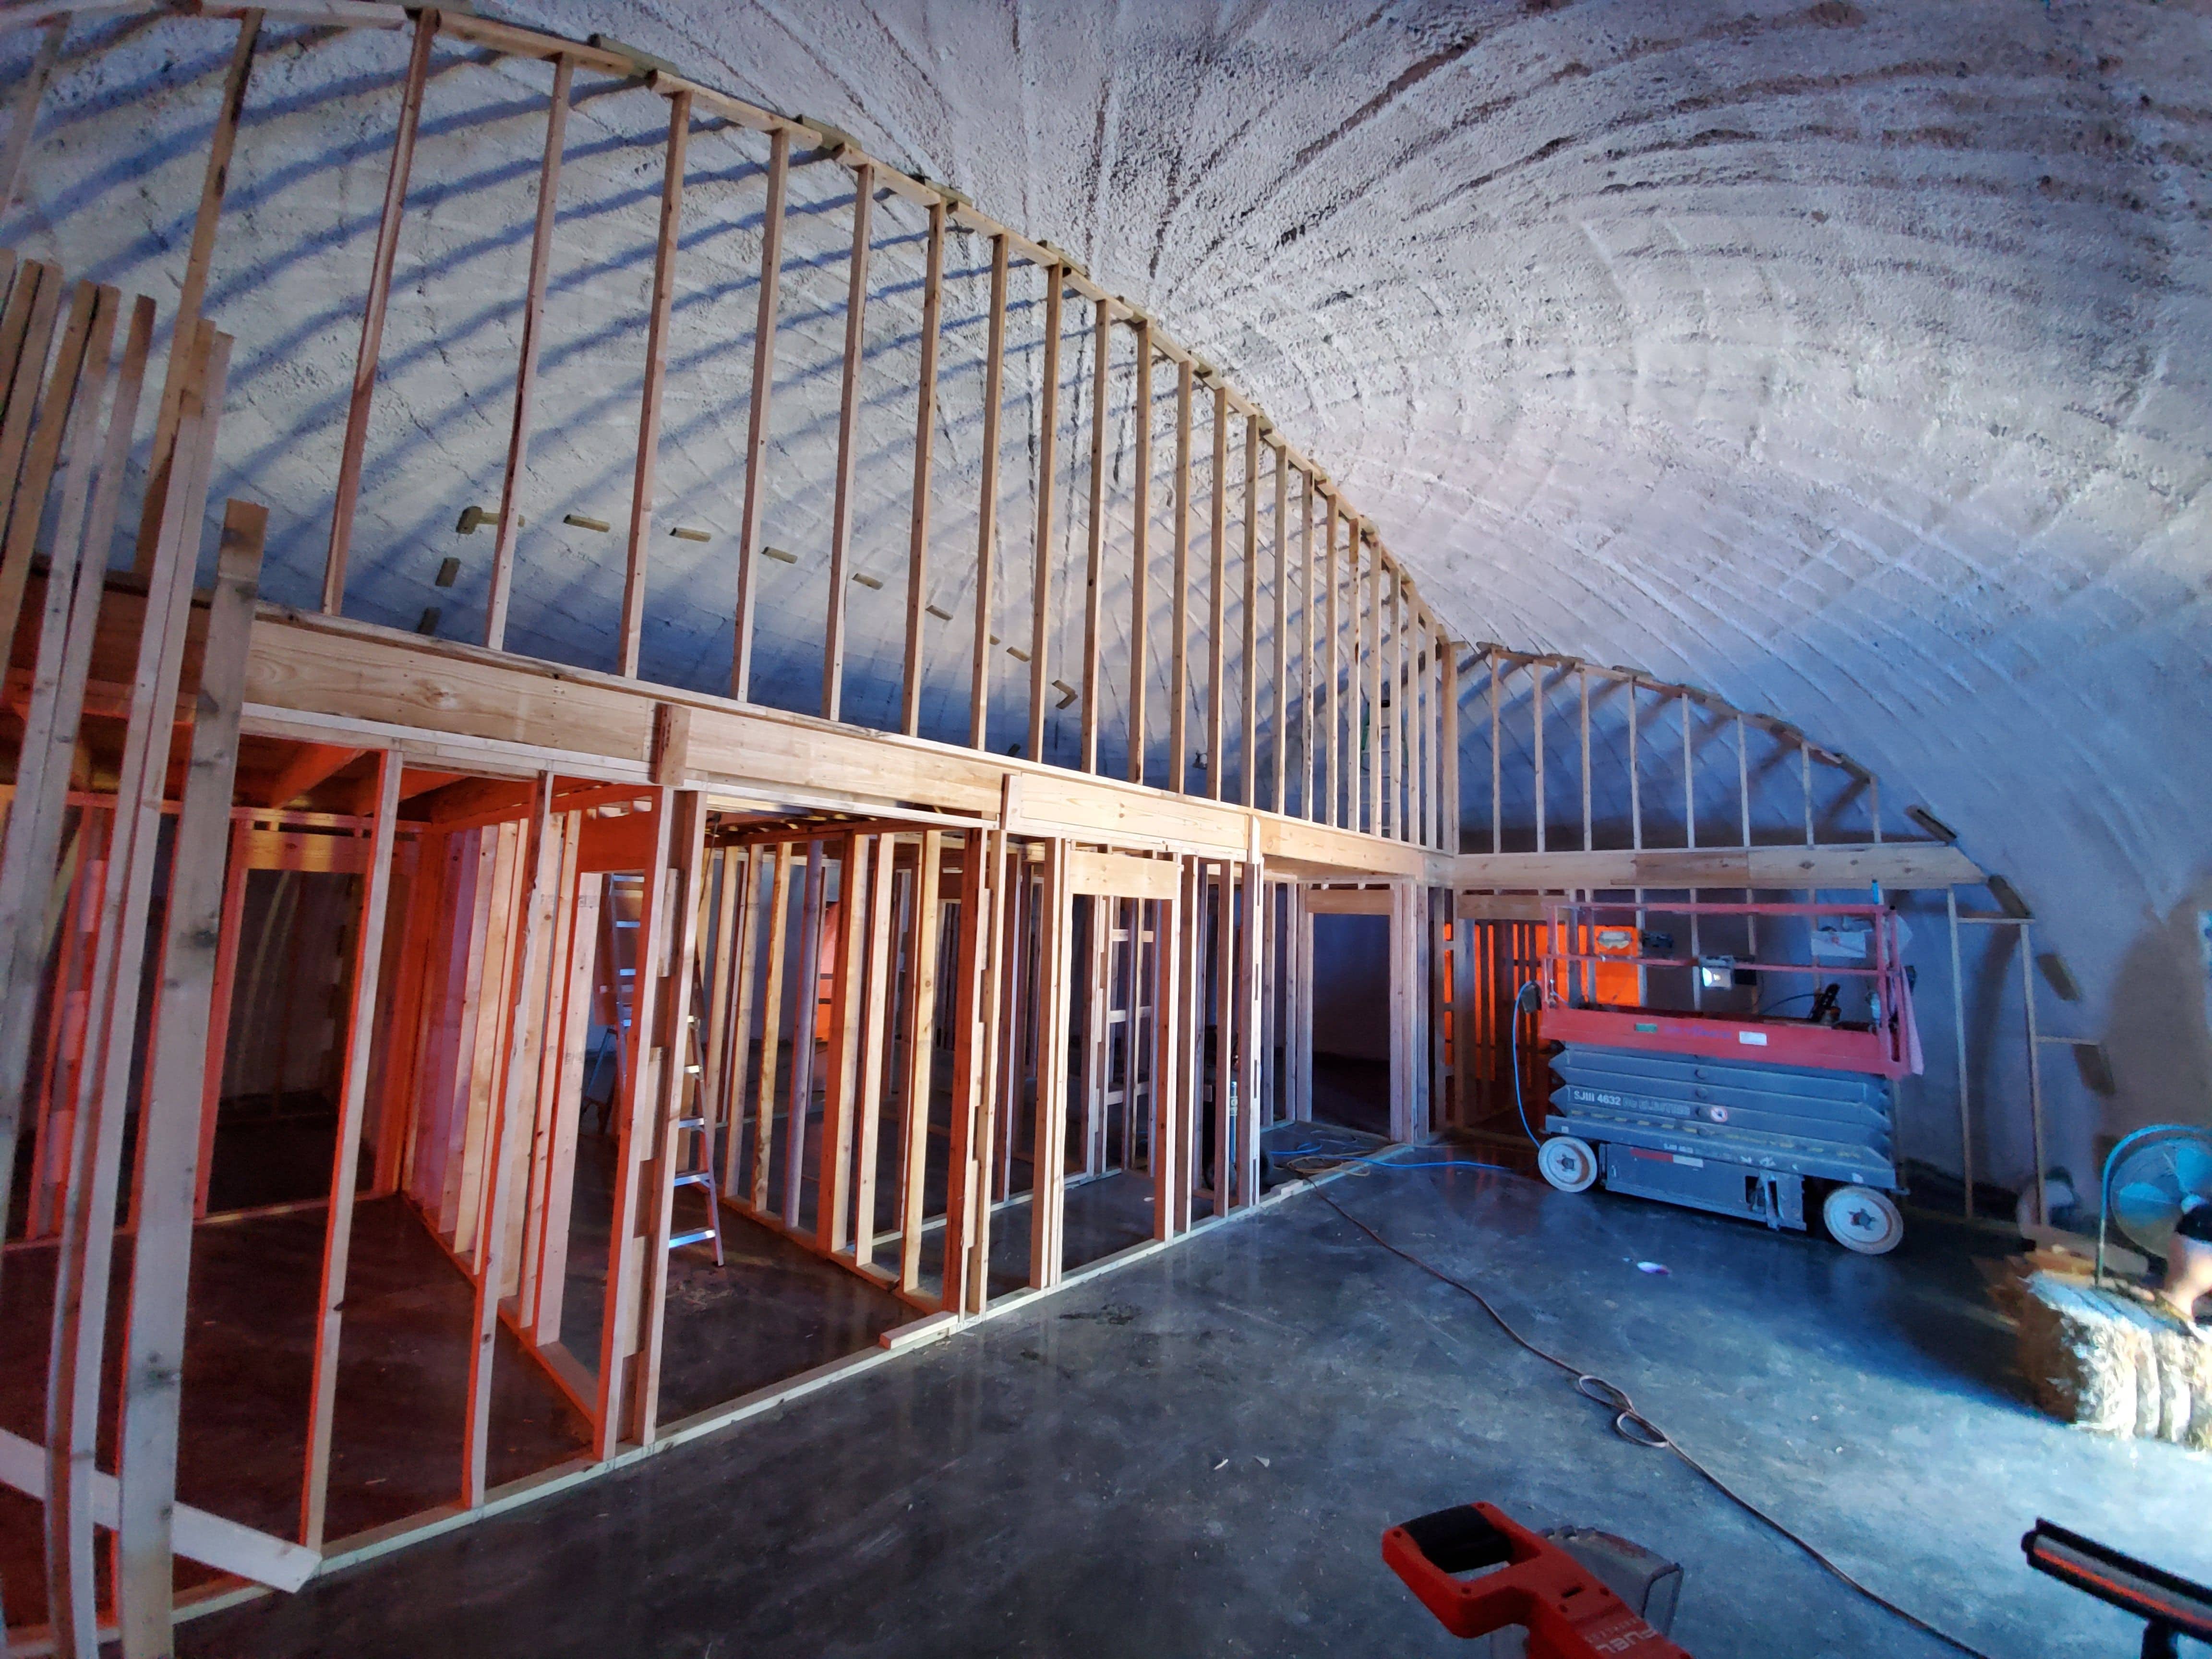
xmin=6 ymin=0 xmax=2209 ymax=1171
xmin=573 ymin=0 xmax=2208 ymax=1144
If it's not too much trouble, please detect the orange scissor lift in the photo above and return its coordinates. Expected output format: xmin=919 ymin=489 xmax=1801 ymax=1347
xmin=1530 ymin=898 xmax=1921 ymax=1253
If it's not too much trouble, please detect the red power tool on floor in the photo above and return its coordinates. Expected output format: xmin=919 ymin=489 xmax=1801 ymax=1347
xmin=1384 ymin=1503 xmax=1692 ymax=1657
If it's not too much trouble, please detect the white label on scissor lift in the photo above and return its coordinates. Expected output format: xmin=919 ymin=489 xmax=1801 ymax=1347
xmin=1738 ymin=1030 xmax=1767 ymax=1046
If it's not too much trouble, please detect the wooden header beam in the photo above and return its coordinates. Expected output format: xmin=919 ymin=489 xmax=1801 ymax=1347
xmin=1451 ymin=842 xmax=1983 ymax=893
xmin=242 ymin=608 xmax=1443 ymax=881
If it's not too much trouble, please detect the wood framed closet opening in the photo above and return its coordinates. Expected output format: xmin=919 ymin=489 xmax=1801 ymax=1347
xmin=1298 ymin=886 xmax=1401 ymax=1155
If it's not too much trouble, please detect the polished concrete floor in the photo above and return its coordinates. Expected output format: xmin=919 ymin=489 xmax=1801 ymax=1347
xmin=180 ymin=1163 xmax=2209 ymax=1659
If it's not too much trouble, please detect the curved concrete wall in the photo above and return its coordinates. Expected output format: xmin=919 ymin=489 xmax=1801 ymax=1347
xmin=5 ymin=0 xmax=2206 ymax=1200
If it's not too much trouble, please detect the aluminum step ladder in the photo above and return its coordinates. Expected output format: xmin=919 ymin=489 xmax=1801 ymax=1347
xmin=582 ymin=874 xmax=644 ymax=1132
xmin=666 ymin=959 xmax=723 ymax=1264
xmin=591 ymin=874 xmax=721 ymax=1263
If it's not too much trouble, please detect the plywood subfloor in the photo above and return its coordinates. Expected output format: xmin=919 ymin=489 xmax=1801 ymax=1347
xmin=0 ymin=1197 xmax=589 ymax=1629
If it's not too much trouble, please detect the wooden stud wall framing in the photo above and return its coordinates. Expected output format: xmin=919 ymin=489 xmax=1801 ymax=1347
xmin=1080 ymin=298 xmax=1110 ymax=774
xmin=1206 ymin=383 xmax=1227 ymax=804
xmin=1170 ymin=359 xmax=1192 ymax=794
xmin=1240 ymin=413 xmax=1261 ymax=809
xmin=1026 ymin=266 xmax=1062 ymax=764
xmin=619 ymin=90 xmax=690 ymax=678
xmin=29 ymin=0 xmax=1470 ymax=838
xmin=733 ymin=125 xmax=790 ymax=703
xmin=483 ymin=50 xmax=570 ymax=651
xmin=824 ymin=170 xmax=875 ymax=722
xmin=1128 ymin=323 xmax=1152 ymax=788
xmin=901 ymin=201 xmax=944 ymax=738
xmin=321 ymin=10 xmax=434 ymax=618
xmin=115 ymin=498 xmax=265 ymax=1653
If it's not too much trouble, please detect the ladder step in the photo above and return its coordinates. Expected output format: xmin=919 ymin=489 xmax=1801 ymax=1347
xmin=673 ymin=1116 xmax=708 ymax=1131
xmin=671 ymin=1171 xmax=715 ymax=1189
xmin=668 ymin=1227 xmax=717 ymax=1250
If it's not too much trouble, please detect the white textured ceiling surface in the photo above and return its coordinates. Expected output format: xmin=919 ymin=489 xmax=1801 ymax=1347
xmin=570 ymin=0 xmax=2211 ymax=1152
xmin=6 ymin=0 xmax=2209 ymax=1173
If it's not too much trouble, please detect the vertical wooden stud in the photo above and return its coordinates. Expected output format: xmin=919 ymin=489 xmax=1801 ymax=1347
xmin=43 ymin=321 xmax=223 ymax=1659
xmin=1363 ymin=534 xmax=1382 ymax=836
xmin=897 ymin=832 xmax=943 ymax=1293
xmin=1533 ymin=661 xmax=1547 ymax=854
xmin=900 ymin=198 xmax=944 ymax=736
xmin=1300 ymin=476 xmax=1316 ymax=821
xmin=1026 ymin=839 xmax=1072 ymax=1286
xmin=626 ymin=791 xmax=706 ymax=1446
xmin=1580 ymin=665 xmax=1593 ymax=852
xmin=0 ymin=278 xmax=97 ymax=658
xmin=1203 ymin=860 xmax=1228 ymax=1213
xmin=1151 ymin=877 xmax=1181 ymax=1238
xmin=1442 ymin=626 xmax=1459 ymax=855
xmin=520 ymin=814 xmax=587 ymax=1332
xmin=1169 ymin=358 xmax=1192 ymax=793
xmin=852 ymin=832 xmax=898 ymax=1267
xmin=1736 ymin=714 xmax=1753 ymax=849
xmin=0 ymin=289 xmax=136 ymax=1242
xmin=1292 ymin=889 xmax=1300 ymax=1123
xmin=1271 ymin=442 xmax=1288 ymax=814
xmin=323 ymin=11 xmax=437 ymax=615
xmin=823 ymin=165 xmax=874 ymax=721
xmin=714 ymin=844 xmax=762 ymax=1200
xmin=940 ymin=834 xmax=985 ymax=1305
xmin=697 ymin=845 xmax=742 ymax=1164
xmin=747 ymin=844 xmax=793 ymax=1211
xmin=0 ymin=262 xmax=65 ymax=547
xmin=1325 ymin=498 xmax=1342 ymax=830
xmin=133 ymin=11 xmax=259 ymax=581
xmin=970 ymin=234 xmax=1009 ymax=751
xmin=593 ymin=790 xmax=674 ymax=1456
xmin=462 ymin=772 xmax=558 ymax=1502
xmin=1240 ymin=413 xmax=1259 ymax=808
xmin=1236 ymin=851 xmax=1262 ymax=1205
xmin=485 ymin=52 xmax=571 ymax=650
xmin=1946 ymin=887 xmax=1973 ymax=1220
xmin=1490 ymin=657 xmax=1503 ymax=854
xmin=1080 ymin=296 xmax=1108 ymax=773
xmin=732 ymin=125 xmax=789 ymax=700
xmin=817 ymin=834 xmax=867 ymax=1252
xmin=783 ymin=839 xmax=826 ymax=1229
xmin=1027 ymin=263 xmax=1062 ymax=761
xmin=951 ymin=820 xmax=1009 ymax=1311
xmin=115 ymin=500 xmax=264 ymax=1658
xmin=1206 ymin=383 xmax=1227 ymax=802
xmin=2020 ymin=920 xmax=2048 ymax=1228
xmin=618 ymin=88 xmax=689 ymax=677
xmin=1128 ymin=322 xmax=1151 ymax=787
xmin=1170 ymin=859 xmax=1199 ymax=1234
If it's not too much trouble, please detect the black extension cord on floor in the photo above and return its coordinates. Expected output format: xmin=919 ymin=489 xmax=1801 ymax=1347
xmin=1304 ymin=1175 xmax=1999 ymax=1659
